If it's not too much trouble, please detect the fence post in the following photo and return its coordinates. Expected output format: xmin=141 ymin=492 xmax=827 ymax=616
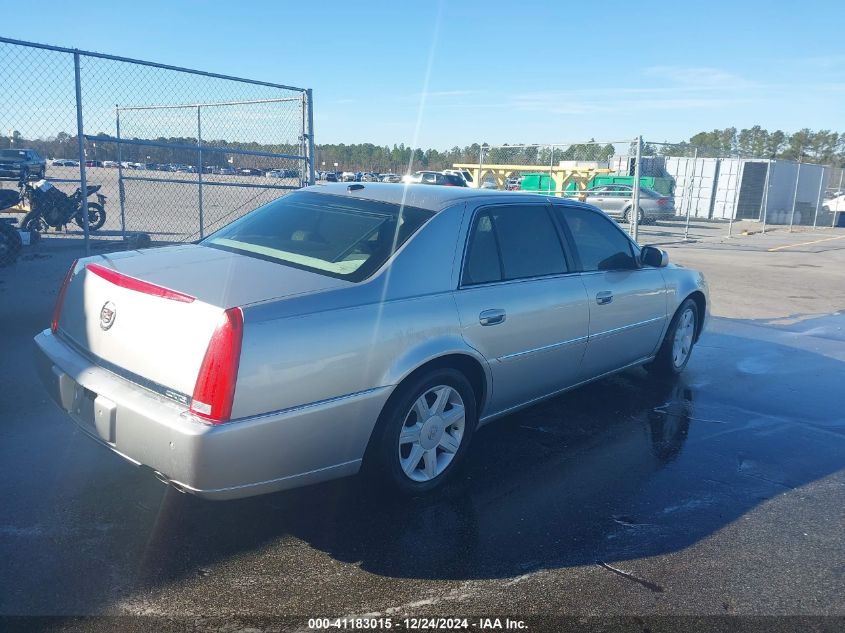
xmin=684 ymin=148 xmax=697 ymax=241
xmin=631 ymin=136 xmax=642 ymax=241
xmin=306 ymin=89 xmax=316 ymax=185
xmin=547 ymin=145 xmax=554 ymax=195
xmin=812 ymin=166 xmax=825 ymax=230
xmin=73 ymin=51 xmax=90 ymax=256
xmin=196 ymin=106 xmax=204 ymax=239
xmin=835 ymin=170 xmax=844 ymax=229
xmin=728 ymin=159 xmax=741 ymax=238
xmin=478 ymin=145 xmax=485 ymax=187
xmin=789 ymin=161 xmax=801 ymax=232
xmin=760 ymin=160 xmax=772 ymax=234
xmin=115 ymin=105 xmax=127 ymax=240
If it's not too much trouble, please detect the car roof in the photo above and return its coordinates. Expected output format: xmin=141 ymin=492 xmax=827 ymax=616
xmin=302 ymin=182 xmax=594 ymax=212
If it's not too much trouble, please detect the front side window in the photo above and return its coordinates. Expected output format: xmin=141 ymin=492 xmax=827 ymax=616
xmin=557 ymin=206 xmax=638 ymax=272
xmin=463 ymin=205 xmax=567 ymax=285
xmin=203 ymin=191 xmax=433 ymax=281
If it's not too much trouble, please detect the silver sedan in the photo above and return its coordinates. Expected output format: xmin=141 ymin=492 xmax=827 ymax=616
xmin=574 ymin=184 xmax=676 ymax=224
xmin=34 ymin=183 xmax=708 ymax=499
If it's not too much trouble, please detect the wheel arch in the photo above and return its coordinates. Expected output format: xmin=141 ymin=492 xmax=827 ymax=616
xmin=381 ymin=345 xmax=491 ymax=416
xmin=362 ymin=348 xmax=491 ymax=471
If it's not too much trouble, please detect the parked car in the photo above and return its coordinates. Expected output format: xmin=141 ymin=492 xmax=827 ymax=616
xmin=403 ymin=171 xmax=467 ymax=186
xmin=35 ymin=183 xmax=707 ymax=500
xmin=52 ymin=159 xmax=79 ymax=167
xmin=380 ymin=173 xmax=401 ymax=183
xmin=85 ymin=160 xmax=104 ymax=168
xmin=442 ymin=169 xmax=477 ymax=188
xmin=822 ymin=192 xmax=845 ymax=213
xmin=266 ymin=169 xmax=284 ymax=178
xmin=239 ymin=168 xmax=264 ymax=176
xmin=341 ymin=171 xmax=357 ymax=182
xmin=0 ymin=148 xmax=46 ymax=180
xmin=572 ymin=184 xmax=675 ymax=225
xmin=325 ymin=171 xmax=338 ymax=182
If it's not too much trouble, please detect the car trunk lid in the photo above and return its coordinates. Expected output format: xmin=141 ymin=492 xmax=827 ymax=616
xmin=56 ymin=244 xmax=351 ymax=398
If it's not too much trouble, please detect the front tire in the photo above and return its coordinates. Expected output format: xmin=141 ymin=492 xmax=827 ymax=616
xmin=367 ymin=368 xmax=477 ymax=495
xmin=74 ymin=202 xmax=106 ymax=231
xmin=21 ymin=211 xmax=48 ymax=233
xmin=646 ymin=298 xmax=699 ymax=376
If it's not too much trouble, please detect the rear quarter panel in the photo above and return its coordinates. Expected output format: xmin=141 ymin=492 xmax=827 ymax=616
xmin=232 ymin=202 xmax=486 ymax=419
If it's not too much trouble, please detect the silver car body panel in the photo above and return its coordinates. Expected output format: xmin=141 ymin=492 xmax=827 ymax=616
xmin=35 ymin=183 xmax=708 ymax=499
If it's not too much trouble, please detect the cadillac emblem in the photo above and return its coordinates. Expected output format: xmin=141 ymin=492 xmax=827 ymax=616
xmin=99 ymin=301 xmax=117 ymax=331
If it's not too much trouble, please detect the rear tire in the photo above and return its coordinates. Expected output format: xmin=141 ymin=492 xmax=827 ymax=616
xmin=623 ymin=206 xmax=645 ymax=226
xmin=646 ymin=298 xmax=699 ymax=376
xmin=74 ymin=202 xmax=106 ymax=231
xmin=365 ymin=368 xmax=477 ymax=495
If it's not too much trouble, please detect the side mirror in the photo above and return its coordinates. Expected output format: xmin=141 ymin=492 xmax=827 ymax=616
xmin=641 ymin=245 xmax=668 ymax=267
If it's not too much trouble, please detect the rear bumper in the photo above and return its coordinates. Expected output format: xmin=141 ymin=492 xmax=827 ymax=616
xmin=34 ymin=329 xmax=391 ymax=500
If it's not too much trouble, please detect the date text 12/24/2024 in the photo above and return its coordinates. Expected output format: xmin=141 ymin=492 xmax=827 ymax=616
xmin=308 ymin=618 xmax=528 ymax=630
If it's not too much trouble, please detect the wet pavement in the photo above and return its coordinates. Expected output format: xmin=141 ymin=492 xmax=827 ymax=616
xmin=1 ymin=246 xmax=844 ymax=628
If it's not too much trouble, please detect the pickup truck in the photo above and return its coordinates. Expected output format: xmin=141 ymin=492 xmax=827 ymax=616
xmin=0 ymin=148 xmax=46 ymax=181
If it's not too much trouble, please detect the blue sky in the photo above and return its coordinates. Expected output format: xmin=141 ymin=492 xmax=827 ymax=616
xmin=7 ymin=0 xmax=844 ymax=148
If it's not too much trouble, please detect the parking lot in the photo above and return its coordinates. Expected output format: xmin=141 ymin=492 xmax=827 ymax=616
xmin=0 ymin=165 xmax=299 ymax=242
xmin=1 ymin=226 xmax=843 ymax=630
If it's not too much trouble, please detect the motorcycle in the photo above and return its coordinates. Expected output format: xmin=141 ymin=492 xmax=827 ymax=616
xmin=13 ymin=178 xmax=107 ymax=233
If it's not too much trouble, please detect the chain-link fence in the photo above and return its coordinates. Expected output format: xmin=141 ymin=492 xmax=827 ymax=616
xmin=467 ymin=138 xmax=840 ymax=245
xmin=470 ymin=139 xmax=651 ymax=239
xmin=629 ymin=142 xmax=837 ymax=244
xmin=0 ymin=36 xmax=315 ymax=254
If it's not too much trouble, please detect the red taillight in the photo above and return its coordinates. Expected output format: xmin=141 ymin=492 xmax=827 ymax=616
xmin=51 ymin=259 xmax=78 ymax=334
xmin=657 ymin=198 xmax=668 ymax=206
xmin=190 ymin=307 xmax=244 ymax=424
xmin=86 ymin=263 xmax=195 ymax=303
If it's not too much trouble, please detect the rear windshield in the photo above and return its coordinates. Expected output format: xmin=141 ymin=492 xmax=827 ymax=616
xmin=202 ymin=190 xmax=434 ymax=282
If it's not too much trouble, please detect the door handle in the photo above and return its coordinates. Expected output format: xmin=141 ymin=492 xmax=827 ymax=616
xmin=596 ymin=291 xmax=613 ymax=305
xmin=479 ymin=309 xmax=506 ymax=326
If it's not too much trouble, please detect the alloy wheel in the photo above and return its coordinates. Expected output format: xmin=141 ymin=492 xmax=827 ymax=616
xmin=397 ymin=385 xmax=466 ymax=482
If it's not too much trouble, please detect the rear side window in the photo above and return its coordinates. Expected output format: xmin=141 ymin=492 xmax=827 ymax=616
xmin=203 ymin=191 xmax=433 ymax=282
xmin=463 ymin=205 xmax=567 ymax=285
xmin=557 ymin=206 xmax=638 ymax=272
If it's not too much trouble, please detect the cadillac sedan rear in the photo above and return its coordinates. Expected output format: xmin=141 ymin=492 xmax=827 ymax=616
xmin=34 ymin=189 xmax=436 ymax=499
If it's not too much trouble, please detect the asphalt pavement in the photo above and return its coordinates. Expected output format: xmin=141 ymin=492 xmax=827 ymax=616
xmin=1 ymin=234 xmax=843 ymax=632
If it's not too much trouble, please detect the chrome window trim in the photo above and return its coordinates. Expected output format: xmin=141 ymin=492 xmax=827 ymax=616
xmin=550 ymin=202 xmax=643 ymax=271
xmin=457 ymin=201 xmax=573 ymax=289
